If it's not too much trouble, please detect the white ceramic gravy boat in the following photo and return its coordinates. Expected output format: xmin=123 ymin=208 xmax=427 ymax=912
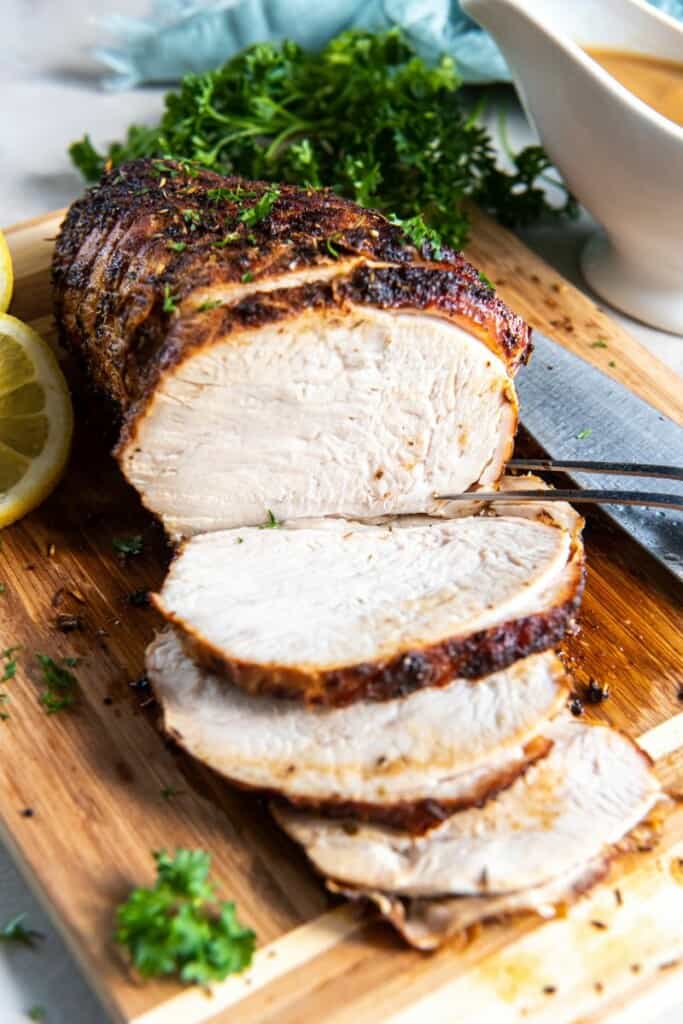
xmin=462 ymin=0 xmax=683 ymax=335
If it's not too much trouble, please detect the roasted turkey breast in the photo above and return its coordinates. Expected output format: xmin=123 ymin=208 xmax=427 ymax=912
xmin=152 ymin=485 xmax=584 ymax=704
xmin=148 ymin=629 xmax=567 ymax=832
xmin=272 ymin=721 xmax=661 ymax=897
xmin=52 ymin=159 xmax=531 ymax=538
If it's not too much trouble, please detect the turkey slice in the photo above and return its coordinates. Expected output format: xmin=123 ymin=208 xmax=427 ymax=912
xmin=148 ymin=630 xmax=568 ymax=831
xmin=272 ymin=721 xmax=660 ymax=896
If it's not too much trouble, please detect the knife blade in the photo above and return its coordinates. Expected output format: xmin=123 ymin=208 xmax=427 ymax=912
xmin=515 ymin=331 xmax=683 ymax=582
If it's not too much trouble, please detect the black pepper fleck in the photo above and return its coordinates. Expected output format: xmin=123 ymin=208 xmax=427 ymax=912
xmin=586 ymin=679 xmax=609 ymax=704
xmin=569 ymin=695 xmax=584 ymax=717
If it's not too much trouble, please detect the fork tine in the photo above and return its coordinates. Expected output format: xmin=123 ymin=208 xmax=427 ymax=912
xmin=434 ymin=489 xmax=683 ymax=510
xmin=507 ymin=460 xmax=683 ymax=481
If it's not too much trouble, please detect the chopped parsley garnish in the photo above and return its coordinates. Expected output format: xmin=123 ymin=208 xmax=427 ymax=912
xmin=608 ymin=360 xmax=616 ymax=368
xmin=162 ymin=284 xmax=179 ymax=313
xmin=197 ymin=299 xmax=223 ymax=312
xmin=167 ymin=240 xmax=187 ymax=252
xmin=181 ymin=208 xmax=202 ymax=228
xmin=389 ymin=213 xmax=444 ymax=258
xmin=576 ymin=428 xmax=593 ymax=440
xmin=0 ymin=913 xmax=43 ymax=949
xmin=259 ymin=510 xmax=281 ymax=529
xmin=241 ymin=271 xmax=254 ymax=283
xmin=207 ymin=186 xmax=256 ymax=204
xmin=590 ymin=339 xmax=608 ymax=349
xmin=113 ymin=535 xmax=144 ymax=557
xmin=0 ymin=583 xmax=6 ymax=594
xmin=239 ymin=188 xmax=280 ymax=228
xmin=1 ymin=647 xmax=19 ymax=682
xmin=27 ymin=1007 xmax=46 ymax=1022
xmin=36 ymin=655 xmax=78 ymax=714
xmin=477 ymin=270 xmax=495 ymax=290
xmin=212 ymin=231 xmax=241 ymax=248
xmin=115 ymin=849 xmax=255 ymax=984
xmin=325 ymin=238 xmax=339 ymax=259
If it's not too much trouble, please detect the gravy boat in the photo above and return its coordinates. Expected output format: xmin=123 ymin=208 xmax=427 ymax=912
xmin=462 ymin=0 xmax=683 ymax=335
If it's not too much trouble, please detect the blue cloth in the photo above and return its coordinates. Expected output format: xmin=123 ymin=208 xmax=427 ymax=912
xmin=94 ymin=0 xmax=683 ymax=90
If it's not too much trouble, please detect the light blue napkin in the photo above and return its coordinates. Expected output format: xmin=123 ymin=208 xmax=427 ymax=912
xmin=95 ymin=0 xmax=683 ymax=90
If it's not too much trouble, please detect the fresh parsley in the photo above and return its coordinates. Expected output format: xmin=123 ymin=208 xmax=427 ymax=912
xmin=115 ymin=849 xmax=255 ymax=984
xmin=207 ymin=186 xmax=256 ymax=203
xmin=27 ymin=1007 xmax=46 ymax=1022
xmin=259 ymin=510 xmax=281 ymax=529
xmin=181 ymin=208 xmax=202 ymax=228
xmin=241 ymin=271 xmax=254 ymax=283
xmin=162 ymin=284 xmax=179 ymax=313
xmin=0 ymin=583 xmax=6 ymax=594
xmin=212 ymin=231 xmax=240 ymax=248
xmin=112 ymin=535 xmax=144 ymax=556
xmin=69 ymin=30 xmax=574 ymax=249
xmin=0 ymin=913 xmax=43 ymax=949
xmin=197 ymin=299 xmax=223 ymax=312
xmin=590 ymin=339 xmax=608 ymax=349
xmin=238 ymin=188 xmax=280 ymax=228
xmin=36 ymin=655 xmax=79 ymax=714
xmin=576 ymin=428 xmax=593 ymax=440
xmin=167 ymin=240 xmax=187 ymax=252
xmin=1 ymin=646 xmax=19 ymax=683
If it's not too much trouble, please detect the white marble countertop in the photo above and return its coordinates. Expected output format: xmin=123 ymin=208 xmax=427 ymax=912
xmin=1 ymin=3 xmax=681 ymax=1022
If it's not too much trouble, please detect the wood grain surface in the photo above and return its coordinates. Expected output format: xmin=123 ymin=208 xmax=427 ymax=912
xmin=0 ymin=208 xmax=681 ymax=1024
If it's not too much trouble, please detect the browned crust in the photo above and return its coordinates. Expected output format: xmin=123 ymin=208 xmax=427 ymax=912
xmin=159 ymin=703 xmax=554 ymax=833
xmin=117 ymin=270 xmax=521 ymax=463
xmin=52 ymin=158 xmax=531 ymax=413
xmin=152 ymin=540 xmax=585 ymax=707
xmin=268 ymin=736 xmax=554 ymax=835
xmin=336 ymin=853 xmax=614 ymax=950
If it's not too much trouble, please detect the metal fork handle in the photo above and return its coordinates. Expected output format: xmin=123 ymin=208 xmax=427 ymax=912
xmin=434 ymin=489 xmax=683 ymax=510
xmin=508 ymin=459 xmax=683 ymax=481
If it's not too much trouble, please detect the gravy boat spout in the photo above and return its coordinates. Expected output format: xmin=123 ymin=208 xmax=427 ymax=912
xmin=462 ymin=0 xmax=683 ymax=335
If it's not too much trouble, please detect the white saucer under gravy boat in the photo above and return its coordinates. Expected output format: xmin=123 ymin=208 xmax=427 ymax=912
xmin=462 ymin=0 xmax=683 ymax=335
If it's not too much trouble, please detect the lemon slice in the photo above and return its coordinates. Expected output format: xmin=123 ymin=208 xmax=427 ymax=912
xmin=0 ymin=313 xmax=73 ymax=527
xmin=0 ymin=230 xmax=13 ymax=314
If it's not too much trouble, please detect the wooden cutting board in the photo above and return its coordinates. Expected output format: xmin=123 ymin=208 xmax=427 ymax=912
xmin=1 ymin=207 xmax=682 ymax=1024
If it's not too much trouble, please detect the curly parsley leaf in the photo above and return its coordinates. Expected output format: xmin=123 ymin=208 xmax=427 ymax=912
xmin=115 ymin=849 xmax=255 ymax=984
xmin=69 ymin=30 xmax=574 ymax=249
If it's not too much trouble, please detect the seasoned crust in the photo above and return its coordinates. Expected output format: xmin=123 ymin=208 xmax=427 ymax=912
xmin=332 ymin=853 xmax=613 ymax=950
xmin=116 ymin=274 xmax=520 ymax=465
xmin=267 ymin=736 xmax=555 ymax=835
xmin=53 ymin=158 xmax=531 ymax=410
xmin=153 ymin=530 xmax=585 ymax=707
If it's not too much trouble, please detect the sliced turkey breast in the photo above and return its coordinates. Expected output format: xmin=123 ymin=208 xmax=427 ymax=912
xmin=153 ymin=494 xmax=584 ymax=704
xmin=147 ymin=630 xmax=568 ymax=831
xmin=52 ymin=159 xmax=531 ymax=538
xmin=333 ymin=854 xmax=611 ymax=950
xmin=272 ymin=721 xmax=660 ymax=896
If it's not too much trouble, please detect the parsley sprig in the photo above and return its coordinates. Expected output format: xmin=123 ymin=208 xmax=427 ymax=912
xmin=115 ymin=849 xmax=255 ymax=985
xmin=0 ymin=913 xmax=43 ymax=949
xmin=69 ymin=30 xmax=575 ymax=249
xmin=36 ymin=655 xmax=79 ymax=714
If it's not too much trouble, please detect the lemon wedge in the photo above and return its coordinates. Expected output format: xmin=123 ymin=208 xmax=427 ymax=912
xmin=0 ymin=229 xmax=13 ymax=314
xmin=0 ymin=313 xmax=73 ymax=528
